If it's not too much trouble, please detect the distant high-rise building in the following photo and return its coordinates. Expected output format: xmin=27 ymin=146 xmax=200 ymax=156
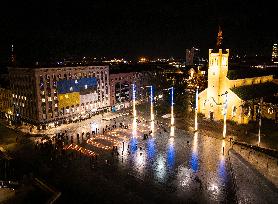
xmin=186 ymin=47 xmax=200 ymax=65
xmin=272 ymin=43 xmax=278 ymax=64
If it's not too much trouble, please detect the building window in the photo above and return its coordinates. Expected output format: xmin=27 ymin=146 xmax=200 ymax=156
xmin=268 ymin=108 xmax=274 ymax=114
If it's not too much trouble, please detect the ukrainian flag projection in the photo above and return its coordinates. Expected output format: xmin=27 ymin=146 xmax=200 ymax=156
xmin=57 ymin=78 xmax=97 ymax=109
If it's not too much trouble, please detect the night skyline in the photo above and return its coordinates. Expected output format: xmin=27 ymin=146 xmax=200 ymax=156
xmin=0 ymin=0 xmax=277 ymax=63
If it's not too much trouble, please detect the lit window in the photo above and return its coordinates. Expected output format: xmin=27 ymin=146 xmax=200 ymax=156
xmin=48 ymin=97 xmax=52 ymax=101
xmin=42 ymin=98 xmax=46 ymax=102
xmin=55 ymin=104 xmax=58 ymax=108
xmin=268 ymin=108 xmax=274 ymax=114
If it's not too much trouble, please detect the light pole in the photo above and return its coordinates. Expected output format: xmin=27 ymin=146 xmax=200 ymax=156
xmin=132 ymin=83 xmax=136 ymax=117
xmin=195 ymin=86 xmax=199 ymax=131
xmin=132 ymin=83 xmax=137 ymax=137
xmin=219 ymin=91 xmax=228 ymax=139
xmin=258 ymin=97 xmax=263 ymax=146
xmin=163 ymin=87 xmax=174 ymax=136
xmin=170 ymin=87 xmax=175 ymax=136
xmin=147 ymin=85 xmax=155 ymax=134
xmin=145 ymin=85 xmax=154 ymax=121
xmin=170 ymin=87 xmax=174 ymax=126
xmin=223 ymin=91 xmax=228 ymax=139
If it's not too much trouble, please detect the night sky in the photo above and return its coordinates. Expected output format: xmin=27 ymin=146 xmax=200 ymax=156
xmin=0 ymin=0 xmax=277 ymax=63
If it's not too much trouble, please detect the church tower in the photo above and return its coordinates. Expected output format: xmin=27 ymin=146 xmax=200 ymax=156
xmin=206 ymin=26 xmax=229 ymax=120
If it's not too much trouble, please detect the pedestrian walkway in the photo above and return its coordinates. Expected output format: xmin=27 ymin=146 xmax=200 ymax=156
xmin=229 ymin=150 xmax=278 ymax=204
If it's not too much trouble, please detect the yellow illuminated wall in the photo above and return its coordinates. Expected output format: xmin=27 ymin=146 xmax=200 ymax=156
xmin=58 ymin=92 xmax=80 ymax=109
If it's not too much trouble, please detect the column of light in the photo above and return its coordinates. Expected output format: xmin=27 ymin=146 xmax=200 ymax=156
xmin=223 ymin=92 xmax=228 ymax=139
xmin=150 ymin=86 xmax=155 ymax=133
xmin=132 ymin=84 xmax=136 ymax=118
xmin=195 ymin=86 xmax=199 ymax=131
xmin=170 ymin=87 xmax=175 ymax=136
xmin=258 ymin=97 xmax=263 ymax=146
xmin=132 ymin=83 xmax=137 ymax=137
xmin=170 ymin=87 xmax=174 ymax=126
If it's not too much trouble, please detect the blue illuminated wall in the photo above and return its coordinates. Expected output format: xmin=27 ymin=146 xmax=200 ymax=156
xmin=57 ymin=77 xmax=97 ymax=94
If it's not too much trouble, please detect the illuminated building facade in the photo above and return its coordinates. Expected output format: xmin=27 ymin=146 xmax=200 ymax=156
xmin=110 ymin=71 xmax=150 ymax=111
xmin=198 ymin=28 xmax=278 ymax=124
xmin=0 ymin=88 xmax=12 ymax=120
xmin=8 ymin=66 xmax=110 ymax=129
xmin=272 ymin=43 xmax=278 ymax=64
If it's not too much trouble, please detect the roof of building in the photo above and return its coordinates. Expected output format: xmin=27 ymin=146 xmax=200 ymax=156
xmin=227 ymin=68 xmax=275 ymax=80
xmin=231 ymin=82 xmax=278 ymax=101
xmin=109 ymin=63 xmax=165 ymax=74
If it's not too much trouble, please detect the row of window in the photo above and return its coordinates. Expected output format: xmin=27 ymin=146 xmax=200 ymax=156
xmin=41 ymin=101 xmax=109 ymax=120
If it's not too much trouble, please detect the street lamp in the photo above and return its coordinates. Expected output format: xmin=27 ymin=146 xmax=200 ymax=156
xmin=169 ymin=87 xmax=174 ymax=127
xmin=195 ymin=86 xmax=199 ymax=131
xmin=163 ymin=87 xmax=174 ymax=136
xmin=221 ymin=91 xmax=228 ymax=139
xmin=146 ymin=85 xmax=155 ymax=134
xmin=163 ymin=87 xmax=174 ymax=126
xmin=258 ymin=97 xmax=263 ymax=146
xmin=132 ymin=83 xmax=137 ymax=137
xmin=132 ymin=83 xmax=136 ymax=118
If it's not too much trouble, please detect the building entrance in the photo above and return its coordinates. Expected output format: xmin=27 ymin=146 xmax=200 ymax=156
xmin=210 ymin=112 xmax=214 ymax=121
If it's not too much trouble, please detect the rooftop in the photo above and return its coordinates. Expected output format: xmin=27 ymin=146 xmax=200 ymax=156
xmin=231 ymin=82 xmax=278 ymax=101
xmin=227 ymin=68 xmax=276 ymax=80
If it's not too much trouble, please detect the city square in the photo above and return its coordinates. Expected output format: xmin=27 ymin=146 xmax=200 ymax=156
xmin=0 ymin=1 xmax=278 ymax=203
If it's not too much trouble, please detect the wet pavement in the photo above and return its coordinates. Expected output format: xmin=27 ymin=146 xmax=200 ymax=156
xmin=230 ymin=150 xmax=278 ymax=204
xmin=50 ymin=117 xmax=232 ymax=202
xmin=39 ymin=103 xmax=278 ymax=203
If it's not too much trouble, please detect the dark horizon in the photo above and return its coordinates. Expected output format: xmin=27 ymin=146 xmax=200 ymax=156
xmin=0 ymin=0 xmax=277 ymax=64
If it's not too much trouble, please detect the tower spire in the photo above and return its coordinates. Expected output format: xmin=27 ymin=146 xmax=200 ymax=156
xmin=10 ymin=44 xmax=16 ymax=66
xmin=216 ymin=26 xmax=223 ymax=48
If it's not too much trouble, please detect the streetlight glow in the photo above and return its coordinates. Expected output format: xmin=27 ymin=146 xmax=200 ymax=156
xmin=195 ymin=86 xmax=199 ymax=131
xmin=222 ymin=91 xmax=228 ymax=139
